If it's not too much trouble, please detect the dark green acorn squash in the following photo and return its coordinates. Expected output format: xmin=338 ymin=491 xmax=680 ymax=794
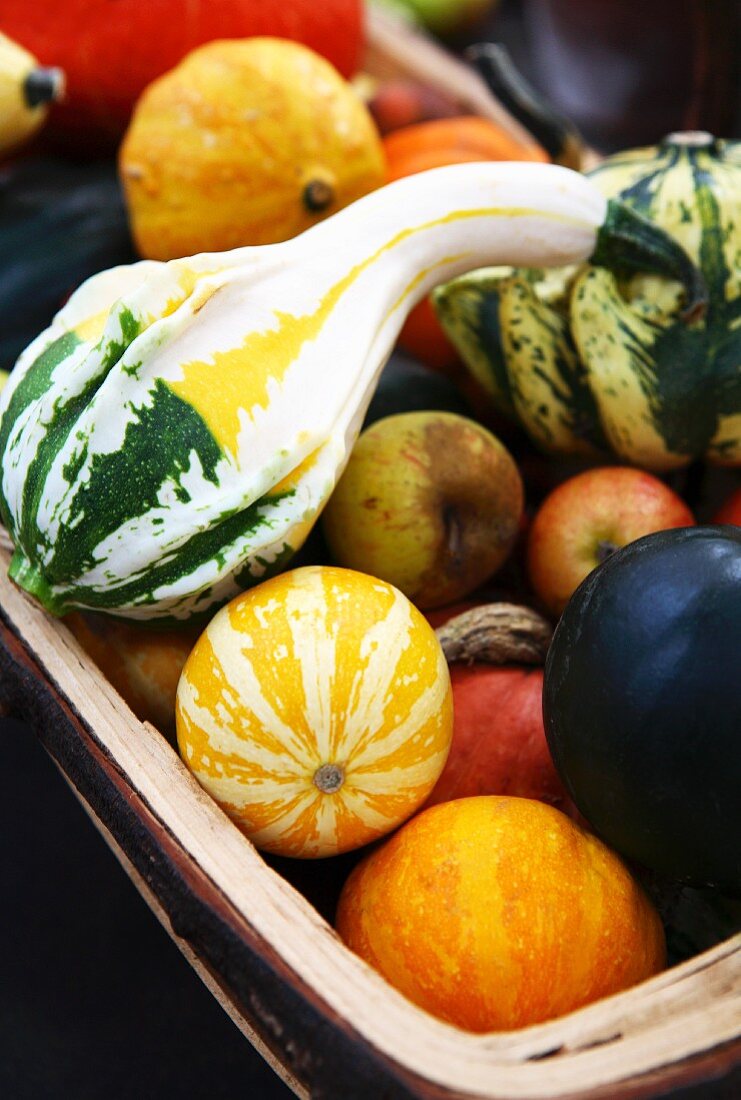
xmin=543 ymin=525 xmax=741 ymax=892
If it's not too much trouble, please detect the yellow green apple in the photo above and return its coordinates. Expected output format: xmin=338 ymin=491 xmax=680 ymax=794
xmin=375 ymin=0 xmax=498 ymax=37
xmin=322 ymin=411 xmax=523 ymax=608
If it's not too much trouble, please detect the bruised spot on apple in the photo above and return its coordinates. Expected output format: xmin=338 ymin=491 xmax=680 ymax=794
xmin=322 ymin=411 xmax=524 ymax=608
xmin=527 ymin=466 xmax=696 ymax=617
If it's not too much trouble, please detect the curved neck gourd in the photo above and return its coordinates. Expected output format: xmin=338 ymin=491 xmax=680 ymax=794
xmin=0 ymin=162 xmax=703 ymax=622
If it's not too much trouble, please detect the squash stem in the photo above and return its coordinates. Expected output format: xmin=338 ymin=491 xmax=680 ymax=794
xmin=591 ymin=199 xmax=707 ymax=323
xmin=313 ymin=763 xmax=345 ymax=794
xmin=464 ymin=43 xmax=584 ymax=169
xmin=8 ymin=549 xmax=67 ymax=616
xmin=23 ymin=67 xmax=65 ymax=108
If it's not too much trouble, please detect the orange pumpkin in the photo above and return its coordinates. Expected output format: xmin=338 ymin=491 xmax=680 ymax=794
xmin=176 ymin=566 xmax=453 ymax=858
xmin=337 ymin=796 xmax=666 ymax=1031
xmin=1 ymin=0 xmax=363 ymax=148
xmin=382 ymin=116 xmax=549 ymax=183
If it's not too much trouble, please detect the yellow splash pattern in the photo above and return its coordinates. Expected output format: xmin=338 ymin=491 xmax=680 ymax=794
xmin=72 ymin=309 xmax=110 ymax=345
xmin=70 ymin=266 xmax=213 ymax=349
xmin=175 ymin=565 xmax=452 ymax=858
xmin=270 ymin=442 xmax=321 ymax=494
xmin=571 ymin=266 xmax=686 ymax=470
xmin=167 ymin=206 xmax=586 ymax=457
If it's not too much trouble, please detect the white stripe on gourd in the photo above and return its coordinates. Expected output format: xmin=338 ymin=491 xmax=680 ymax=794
xmin=0 ymin=162 xmax=699 ymax=620
xmin=177 ymin=576 xmax=449 ymax=853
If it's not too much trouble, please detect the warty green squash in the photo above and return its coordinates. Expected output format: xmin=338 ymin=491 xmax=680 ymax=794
xmin=435 ymin=132 xmax=740 ymax=471
xmin=0 ymin=161 xmax=703 ymax=623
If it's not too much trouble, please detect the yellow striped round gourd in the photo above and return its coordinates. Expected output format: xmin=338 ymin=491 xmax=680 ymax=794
xmin=175 ymin=565 xmax=453 ymax=858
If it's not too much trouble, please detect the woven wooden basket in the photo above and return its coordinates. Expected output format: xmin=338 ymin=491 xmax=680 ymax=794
xmin=1 ymin=9 xmax=739 ymax=1098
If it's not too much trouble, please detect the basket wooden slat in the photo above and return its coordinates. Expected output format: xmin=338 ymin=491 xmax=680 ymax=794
xmin=1 ymin=546 xmax=739 ymax=1099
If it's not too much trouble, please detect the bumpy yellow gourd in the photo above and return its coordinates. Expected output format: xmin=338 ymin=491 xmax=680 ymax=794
xmin=119 ymin=38 xmax=386 ymax=259
xmin=0 ymin=162 xmax=703 ymax=623
xmin=0 ymin=32 xmax=64 ymax=154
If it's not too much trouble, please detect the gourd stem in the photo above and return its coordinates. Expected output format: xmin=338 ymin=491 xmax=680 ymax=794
xmin=314 ymin=763 xmax=345 ymax=794
xmin=8 ymin=549 xmax=67 ymax=616
xmin=23 ymin=67 xmax=65 ymax=108
xmin=465 ymin=42 xmax=584 ymax=169
xmin=436 ymin=604 xmax=553 ymax=666
xmin=661 ymin=131 xmax=718 ymax=151
xmin=303 ymin=179 xmax=335 ymax=213
xmin=591 ymin=199 xmax=708 ymax=323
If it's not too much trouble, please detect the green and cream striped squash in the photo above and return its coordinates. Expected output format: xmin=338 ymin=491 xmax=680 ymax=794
xmin=0 ymin=162 xmax=702 ymax=622
xmin=435 ymin=132 xmax=741 ymax=471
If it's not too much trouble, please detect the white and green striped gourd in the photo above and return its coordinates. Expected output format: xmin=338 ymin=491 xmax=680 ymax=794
xmin=435 ymin=132 xmax=740 ymax=471
xmin=0 ymin=161 xmax=702 ymax=622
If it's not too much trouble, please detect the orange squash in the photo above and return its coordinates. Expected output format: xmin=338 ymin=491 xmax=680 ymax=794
xmin=382 ymin=116 xmax=549 ymax=183
xmin=337 ymin=796 xmax=666 ymax=1031
xmin=65 ymin=612 xmax=198 ymax=736
xmin=120 ymin=38 xmax=386 ymax=259
xmin=176 ymin=566 xmax=453 ymax=858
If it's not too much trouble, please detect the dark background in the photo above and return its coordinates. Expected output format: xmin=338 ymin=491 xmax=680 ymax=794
xmin=0 ymin=717 xmax=291 ymax=1099
xmin=1 ymin=1 xmax=739 ymax=1097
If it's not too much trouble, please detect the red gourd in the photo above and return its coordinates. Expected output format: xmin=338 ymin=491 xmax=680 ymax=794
xmin=2 ymin=0 xmax=364 ymax=148
xmin=425 ymin=603 xmax=575 ymax=815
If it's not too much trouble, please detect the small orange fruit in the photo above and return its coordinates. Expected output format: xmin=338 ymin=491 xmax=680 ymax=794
xmin=120 ymin=37 xmax=386 ymax=259
xmin=66 ymin=611 xmax=198 ymax=736
xmin=336 ymin=796 xmax=666 ymax=1031
xmin=176 ymin=566 xmax=453 ymax=858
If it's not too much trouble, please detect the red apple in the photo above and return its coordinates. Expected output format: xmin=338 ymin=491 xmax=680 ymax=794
xmin=713 ymin=486 xmax=741 ymax=526
xmin=527 ymin=467 xmax=695 ymax=616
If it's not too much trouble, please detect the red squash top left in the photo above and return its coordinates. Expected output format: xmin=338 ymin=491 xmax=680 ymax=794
xmin=0 ymin=0 xmax=365 ymax=149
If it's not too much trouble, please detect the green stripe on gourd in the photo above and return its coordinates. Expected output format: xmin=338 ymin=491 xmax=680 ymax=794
xmin=434 ymin=264 xmax=607 ymax=456
xmin=573 ymin=134 xmax=740 ymax=467
xmin=0 ymin=162 xmax=705 ymax=621
xmin=24 ymin=380 xmax=222 ymax=585
xmin=11 ymin=484 xmax=297 ymax=621
xmin=432 ymin=266 xmax=516 ymax=417
xmin=436 ymin=133 xmax=740 ymax=471
xmin=0 ymin=330 xmax=81 ymax=532
xmin=499 ymin=274 xmax=607 ymax=456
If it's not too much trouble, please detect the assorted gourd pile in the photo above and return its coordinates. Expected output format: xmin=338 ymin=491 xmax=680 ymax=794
xmin=1 ymin=2 xmax=740 ymax=1036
